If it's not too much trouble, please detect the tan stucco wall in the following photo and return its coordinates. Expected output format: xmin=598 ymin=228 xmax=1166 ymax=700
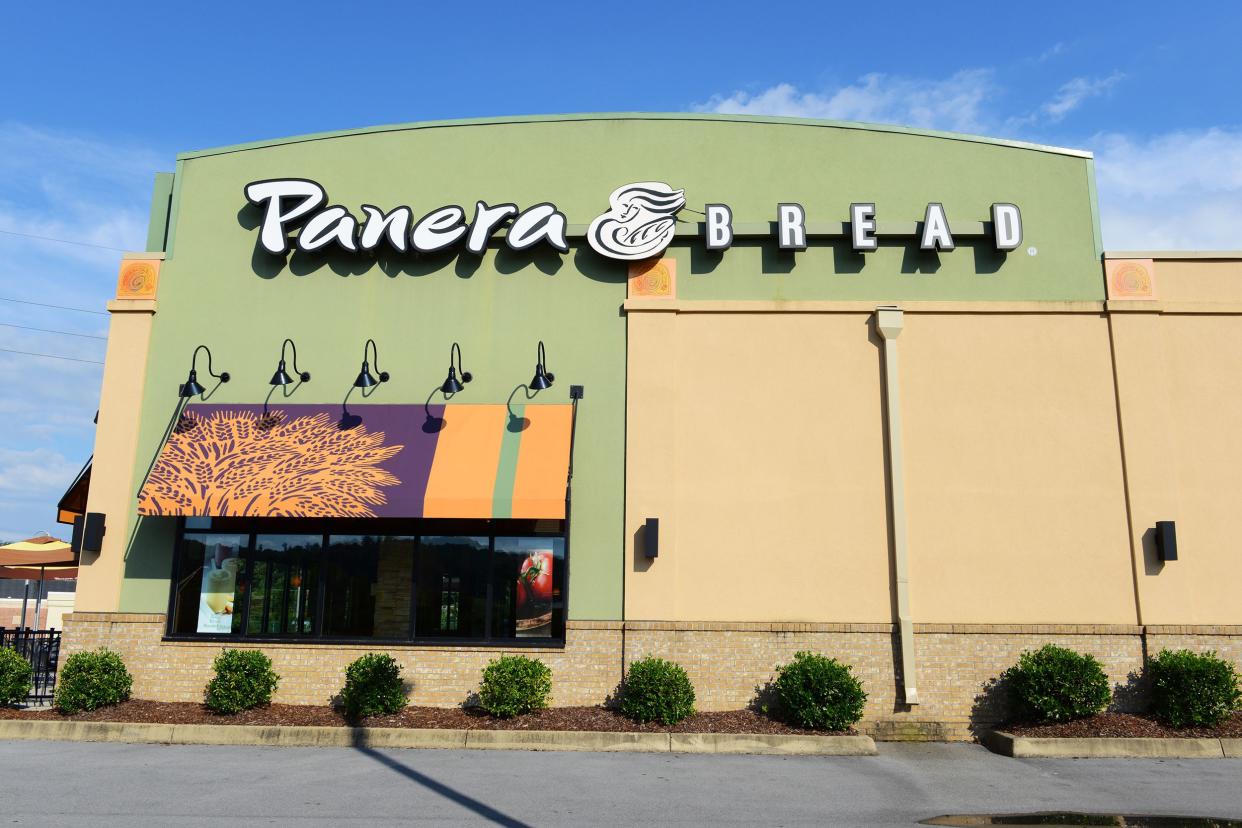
xmin=625 ymin=310 xmax=893 ymax=622
xmin=900 ymin=313 xmax=1136 ymax=624
xmin=625 ymin=307 xmax=1141 ymax=625
xmin=1112 ymin=309 xmax=1242 ymax=624
xmin=75 ymin=298 xmax=157 ymax=613
xmin=1140 ymin=258 xmax=1242 ymax=304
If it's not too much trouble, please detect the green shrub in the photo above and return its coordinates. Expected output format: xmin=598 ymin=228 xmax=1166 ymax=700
xmin=204 ymin=649 xmax=279 ymax=714
xmin=1004 ymin=644 xmax=1111 ymax=723
xmin=340 ymin=653 xmax=407 ymax=719
xmin=1147 ymin=649 xmax=1241 ymax=728
xmin=771 ymin=651 xmax=867 ymax=731
xmin=619 ymin=656 xmax=696 ymax=725
xmin=55 ymin=648 xmax=132 ymax=714
xmin=0 ymin=648 xmax=33 ymax=706
xmin=478 ymin=655 xmax=551 ymax=718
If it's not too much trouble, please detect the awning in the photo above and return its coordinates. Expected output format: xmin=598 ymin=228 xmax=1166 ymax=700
xmin=0 ymin=536 xmax=76 ymax=567
xmin=0 ymin=566 xmax=77 ymax=580
xmin=137 ymin=403 xmax=574 ymax=520
xmin=58 ymin=458 xmax=91 ymax=525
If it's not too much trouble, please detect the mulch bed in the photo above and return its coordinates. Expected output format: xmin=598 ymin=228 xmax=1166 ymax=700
xmin=1004 ymin=711 xmax=1242 ymax=739
xmin=0 ymin=700 xmax=849 ymax=735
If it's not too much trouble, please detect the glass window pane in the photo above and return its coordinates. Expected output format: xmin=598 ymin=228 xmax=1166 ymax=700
xmin=245 ymin=560 xmax=267 ymax=635
xmin=492 ymin=537 xmax=565 ymax=640
xmin=173 ymin=533 xmax=247 ymax=635
xmin=249 ymin=535 xmax=322 ymax=637
xmin=415 ymin=536 xmax=488 ymax=638
xmin=324 ymin=536 xmax=414 ymax=639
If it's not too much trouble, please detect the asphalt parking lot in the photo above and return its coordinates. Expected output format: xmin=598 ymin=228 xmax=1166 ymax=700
xmin=0 ymin=740 xmax=1237 ymax=826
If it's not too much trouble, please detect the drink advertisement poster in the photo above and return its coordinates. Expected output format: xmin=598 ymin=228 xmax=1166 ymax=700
xmin=198 ymin=541 xmax=242 ymax=633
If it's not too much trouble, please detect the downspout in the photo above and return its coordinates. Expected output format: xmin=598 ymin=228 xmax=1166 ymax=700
xmin=876 ymin=306 xmax=919 ymax=705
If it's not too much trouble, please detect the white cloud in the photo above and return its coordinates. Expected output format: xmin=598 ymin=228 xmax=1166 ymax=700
xmin=1041 ymin=73 xmax=1124 ymax=123
xmin=0 ymin=447 xmax=81 ymax=494
xmin=694 ymin=69 xmax=997 ymax=134
xmin=0 ymin=123 xmax=167 ymax=538
xmin=1094 ymin=128 xmax=1242 ymax=249
xmin=1038 ymin=42 xmax=1067 ymax=62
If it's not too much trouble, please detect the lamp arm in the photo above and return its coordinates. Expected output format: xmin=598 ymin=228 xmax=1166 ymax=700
xmin=537 ymin=340 xmax=553 ymax=383
xmin=364 ymin=338 xmax=389 ymax=382
xmin=450 ymin=341 xmax=471 ymax=383
xmin=192 ymin=344 xmax=230 ymax=383
xmin=283 ymin=338 xmax=310 ymax=382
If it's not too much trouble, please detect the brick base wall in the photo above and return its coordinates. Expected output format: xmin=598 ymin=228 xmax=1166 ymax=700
xmin=61 ymin=614 xmax=1242 ymax=741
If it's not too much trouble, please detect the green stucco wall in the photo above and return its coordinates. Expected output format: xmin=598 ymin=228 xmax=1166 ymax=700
xmin=116 ymin=113 xmax=1102 ymax=619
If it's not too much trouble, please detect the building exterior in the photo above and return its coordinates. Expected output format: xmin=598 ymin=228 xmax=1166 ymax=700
xmin=66 ymin=114 xmax=1241 ymax=739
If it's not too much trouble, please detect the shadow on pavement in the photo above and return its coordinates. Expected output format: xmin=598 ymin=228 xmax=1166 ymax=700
xmin=352 ymin=738 xmax=532 ymax=827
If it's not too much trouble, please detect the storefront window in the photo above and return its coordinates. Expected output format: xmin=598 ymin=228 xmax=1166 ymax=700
xmin=414 ymin=536 xmax=488 ymax=638
xmin=245 ymin=535 xmax=321 ymax=637
xmin=171 ymin=532 xmax=247 ymax=635
xmin=324 ymin=536 xmax=414 ymax=639
xmin=492 ymin=537 xmax=565 ymax=639
xmin=167 ymin=522 xmax=565 ymax=644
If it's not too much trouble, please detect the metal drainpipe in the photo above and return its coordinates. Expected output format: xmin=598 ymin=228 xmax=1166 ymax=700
xmin=876 ymin=306 xmax=919 ymax=705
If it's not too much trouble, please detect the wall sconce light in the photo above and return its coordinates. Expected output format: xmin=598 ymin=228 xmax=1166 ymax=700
xmin=179 ymin=345 xmax=229 ymax=398
xmin=1155 ymin=520 xmax=1178 ymax=562
xmin=354 ymin=338 xmax=390 ymax=389
xmin=643 ymin=518 xmax=660 ymax=558
xmin=270 ymin=338 xmax=311 ymax=386
xmin=441 ymin=342 xmax=472 ymax=395
xmin=530 ymin=341 xmax=555 ymax=391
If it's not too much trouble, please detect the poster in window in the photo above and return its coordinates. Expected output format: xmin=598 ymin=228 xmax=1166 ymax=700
xmin=198 ymin=541 xmax=242 ymax=633
xmin=516 ymin=548 xmax=553 ymax=637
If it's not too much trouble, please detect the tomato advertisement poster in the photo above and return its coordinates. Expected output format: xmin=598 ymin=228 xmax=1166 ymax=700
xmin=515 ymin=548 xmax=553 ymax=637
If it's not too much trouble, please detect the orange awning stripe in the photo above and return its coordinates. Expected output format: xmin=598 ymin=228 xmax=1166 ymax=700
xmin=511 ymin=405 xmax=573 ymax=519
xmin=422 ymin=405 xmax=509 ymax=518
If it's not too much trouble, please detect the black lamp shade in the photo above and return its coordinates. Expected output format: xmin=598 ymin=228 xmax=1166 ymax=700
xmin=270 ymin=360 xmax=294 ymax=386
xmin=180 ymin=370 xmax=206 ymax=398
xmin=442 ymin=368 xmax=465 ymax=395
xmin=355 ymin=362 xmax=378 ymax=388
xmin=530 ymin=367 xmax=554 ymax=390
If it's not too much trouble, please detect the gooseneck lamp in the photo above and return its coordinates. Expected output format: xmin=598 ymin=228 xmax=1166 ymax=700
xmin=354 ymin=338 xmax=390 ymax=389
xmin=529 ymin=341 xmax=555 ymax=391
xmin=270 ymin=338 xmax=311 ymax=386
xmin=179 ymin=345 xmax=230 ymax=398
xmin=441 ymin=342 xmax=472 ymax=395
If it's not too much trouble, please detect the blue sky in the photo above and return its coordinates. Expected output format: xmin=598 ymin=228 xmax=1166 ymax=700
xmin=1 ymin=1 xmax=1240 ymax=539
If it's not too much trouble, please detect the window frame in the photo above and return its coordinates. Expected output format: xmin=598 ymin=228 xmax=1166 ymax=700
xmin=164 ymin=516 xmax=568 ymax=648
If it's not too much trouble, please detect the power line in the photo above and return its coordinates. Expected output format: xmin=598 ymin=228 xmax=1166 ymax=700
xmin=0 ymin=347 xmax=104 ymax=366
xmin=0 ymin=296 xmax=108 ymax=316
xmin=0 ymin=322 xmax=106 ymax=340
xmin=0 ymin=228 xmax=130 ymax=253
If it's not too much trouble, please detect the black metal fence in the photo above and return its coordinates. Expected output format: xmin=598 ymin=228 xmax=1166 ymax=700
xmin=1 ymin=627 xmax=62 ymax=704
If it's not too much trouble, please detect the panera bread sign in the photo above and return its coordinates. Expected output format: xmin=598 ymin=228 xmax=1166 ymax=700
xmin=244 ymin=179 xmax=1024 ymax=262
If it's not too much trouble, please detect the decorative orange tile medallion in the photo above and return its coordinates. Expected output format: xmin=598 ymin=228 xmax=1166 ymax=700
xmin=628 ymin=257 xmax=676 ymax=298
xmin=1105 ymin=258 xmax=1157 ymax=300
xmin=116 ymin=258 xmax=162 ymax=299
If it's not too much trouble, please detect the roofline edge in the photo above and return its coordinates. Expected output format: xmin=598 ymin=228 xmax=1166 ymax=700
xmin=175 ymin=112 xmax=1094 ymax=162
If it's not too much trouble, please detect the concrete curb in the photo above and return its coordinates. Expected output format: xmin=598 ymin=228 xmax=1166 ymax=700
xmin=0 ymin=719 xmax=876 ymax=755
xmin=982 ymin=730 xmax=1234 ymax=759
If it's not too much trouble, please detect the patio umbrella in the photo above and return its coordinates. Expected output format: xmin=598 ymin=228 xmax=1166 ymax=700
xmin=0 ymin=535 xmax=75 ymax=630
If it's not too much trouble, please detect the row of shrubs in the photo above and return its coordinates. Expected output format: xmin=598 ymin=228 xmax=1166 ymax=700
xmin=1006 ymin=644 xmax=1241 ymax=728
xmin=0 ymin=646 xmax=868 ymax=730
xmin=3 ymin=643 xmax=1237 ymax=730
